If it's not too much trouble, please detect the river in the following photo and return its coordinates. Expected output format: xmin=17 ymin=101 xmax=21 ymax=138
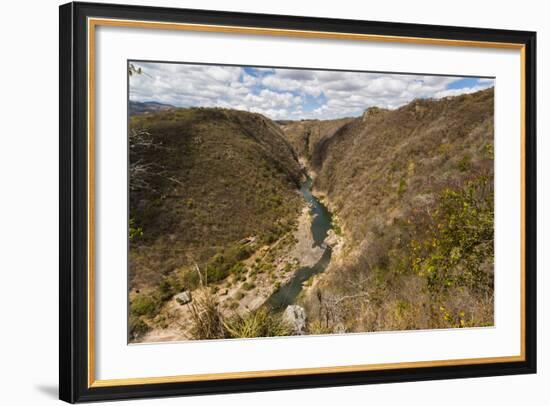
xmin=266 ymin=176 xmax=334 ymax=311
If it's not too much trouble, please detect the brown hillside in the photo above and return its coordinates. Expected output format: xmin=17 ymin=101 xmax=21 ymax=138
xmin=279 ymin=118 xmax=354 ymax=165
xmin=296 ymin=88 xmax=495 ymax=333
xmin=128 ymin=107 xmax=304 ymax=340
xmin=314 ymin=88 xmax=494 ymax=245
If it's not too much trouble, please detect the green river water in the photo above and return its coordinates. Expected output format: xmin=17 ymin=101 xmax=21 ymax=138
xmin=266 ymin=177 xmax=334 ymax=311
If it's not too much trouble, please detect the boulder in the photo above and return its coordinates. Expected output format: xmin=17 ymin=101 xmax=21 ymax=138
xmin=175 ymin=291 xmax=192 ymax=305
xmin=283 ymin=305 xmax=307 ymax=334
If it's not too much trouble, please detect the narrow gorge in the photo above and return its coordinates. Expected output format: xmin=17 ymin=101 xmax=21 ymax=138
xmin=128 ymin=87 xmax=495 ymax=342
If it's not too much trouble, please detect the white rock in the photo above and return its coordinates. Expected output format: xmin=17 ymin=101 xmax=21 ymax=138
xmin=175 ymin=291 xmax=192 ymax=305
xmin=283 ymin=305 xmax=307 ymax=334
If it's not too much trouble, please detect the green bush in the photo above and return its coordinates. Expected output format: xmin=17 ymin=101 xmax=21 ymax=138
xmin=205 ymin=245 xmax=253 ymax=284
xmin=158 ymin=275 xmax=184 ymax=301
xmin=129 ymin=218 xmax=143 ymax=240
xmin=236 ymin=245 xmax=253 ymax=260
xmin=205 ymin=253 xmax=230 ymax=283
xmin=229 ymin=262 xmax=245 ymax=276
xmin=410 ymin=175 xmax=494 ymax=295
xmin=130 ymin=294 xmax=159 ymax=317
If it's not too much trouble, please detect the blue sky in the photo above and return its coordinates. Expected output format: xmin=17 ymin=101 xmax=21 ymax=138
xmin=130 ymin=62 xmax=494 ymax=120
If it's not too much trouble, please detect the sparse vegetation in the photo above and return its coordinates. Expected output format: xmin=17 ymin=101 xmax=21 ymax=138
xmin=128 ymin=107 xmax=303 ymax=340
xmin=298 ymin=88 xmax=495 ymax=333
xmin=187 ymin=291 xmax=290 ymax=340
xmin=128 ymin=87 xmax=495 ymax=342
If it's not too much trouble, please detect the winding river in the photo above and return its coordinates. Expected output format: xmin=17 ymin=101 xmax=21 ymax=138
xmin=266 ymin=176 xmax=334 ymax=311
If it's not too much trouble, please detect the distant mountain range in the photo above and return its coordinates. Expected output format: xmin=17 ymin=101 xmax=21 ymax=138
xmin=129 ymin=101 xmax=175 ymax=116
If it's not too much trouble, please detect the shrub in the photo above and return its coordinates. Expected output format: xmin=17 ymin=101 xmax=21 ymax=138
xmin=264 ymin=232 xmax=278 ymax=244
xmin=158 ymin=275 xmax=183 ymax=301
xmin=224 ymin=309 xmax=291 ymax=338
xmin=206 ymin=254 xmax=231 ymax=283
xmin=410 ymin=175 xmax=494 ymax=295
xmin=182 ymin=268 xmax=200 ymax=290
xmin=129 ymin=218 xmax=143 ymax=240
xmin=332 ymin=221 xmax=343 ymax=236
xmin=228 ymin=244 xmax=253 ymax=261
xmin=242 ymin=282 xmax=255 ymax=291
xmin=187 ymin=292 xmax=228 ymax=340
xmin=130 ymin=294 xmax=159 ymax=317
xmin=308 ymin=320 xmax=333 ymax=335
xmin=187 ymin=292 xmax=291 ymax=339
xmin=229 ymin=262 xmax=245 ymax=276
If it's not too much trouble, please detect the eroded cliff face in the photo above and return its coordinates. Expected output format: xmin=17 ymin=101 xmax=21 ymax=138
xmin=278 ymin=117 xmax=355 ymax=171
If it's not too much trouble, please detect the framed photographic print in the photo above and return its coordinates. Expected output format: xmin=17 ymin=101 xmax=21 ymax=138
xmin=59 ymin=1 xmax=537 ymax=403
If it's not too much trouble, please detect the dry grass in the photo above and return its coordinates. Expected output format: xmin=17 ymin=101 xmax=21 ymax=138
xmin=186 ymin=290 xmax=291 ymax=340
xmin=187 ymin=290 xmax=228 ymax=340
xmin=224 ymin=308 xmax=291 ymax=338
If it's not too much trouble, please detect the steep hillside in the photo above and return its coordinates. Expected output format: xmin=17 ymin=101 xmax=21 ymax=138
xmin=296 ymin=88 xmax=495 ymax=333
xmin=129 ymin=107 xmax=303 ymax=340
xmin=278 ymin=118 xmax=354 ymax=165
xmin=128 ymin=89 xmax=495 ymax=341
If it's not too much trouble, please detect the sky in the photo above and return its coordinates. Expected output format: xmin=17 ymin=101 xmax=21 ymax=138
xmin=129 ymin=62 xmax=494 ymax=121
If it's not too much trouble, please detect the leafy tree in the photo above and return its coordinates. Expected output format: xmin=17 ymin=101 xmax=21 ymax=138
xmin=410 ymin=175 xmax=494 ymax=295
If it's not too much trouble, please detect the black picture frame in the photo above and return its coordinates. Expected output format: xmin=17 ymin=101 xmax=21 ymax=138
xmin=59 ymin=1 xmax=537 ymax=403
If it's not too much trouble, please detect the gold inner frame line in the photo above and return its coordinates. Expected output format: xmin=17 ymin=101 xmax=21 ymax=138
xmin=87 ymin=17 xmax=527 ymax=388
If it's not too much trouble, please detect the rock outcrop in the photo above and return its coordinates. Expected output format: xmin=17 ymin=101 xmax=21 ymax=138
xmin=283 ymin=305 xmax=307 ymax=334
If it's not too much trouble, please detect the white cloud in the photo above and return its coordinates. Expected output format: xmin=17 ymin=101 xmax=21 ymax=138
xmin=130 ymin=62 xmax=493 ymax=120
xmin=434 ymin=86 xmax=489 ymax=99
xmin=433 ymin=79 xmax=494 ymax=99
